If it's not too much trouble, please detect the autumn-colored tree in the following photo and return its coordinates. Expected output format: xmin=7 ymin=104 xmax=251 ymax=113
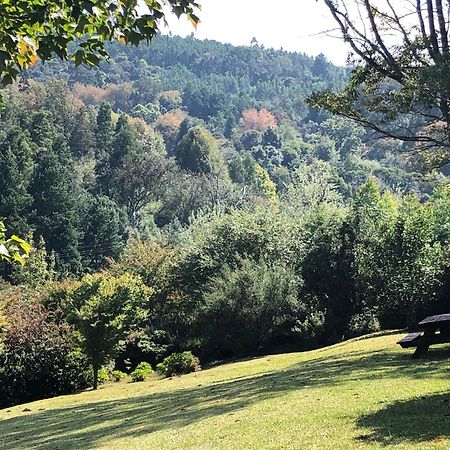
xmin=158 ymin=90 xmax=183 ymax=113
xmin=104 ymin=82 xmax=135 ymax=111
xmin=239 ymin=108 xmax=277 ymax=133
xmin=154 ymin=109 xmax=186 ymax=148
xmin=72 ymin=83 xmax=107 ymax=106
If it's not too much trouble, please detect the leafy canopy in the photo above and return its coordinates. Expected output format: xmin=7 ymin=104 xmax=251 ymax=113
xmin=0 ymin=0 xmax=200 ymax=84
xmin=61 ymin=273 xmax=151 ymax=389
xmin=311 ymin=0 xmax=450 ymax=168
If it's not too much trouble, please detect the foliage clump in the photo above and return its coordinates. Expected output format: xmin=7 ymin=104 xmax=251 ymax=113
xmin=0 ymin=301 xmax=90 ymax=407
xmin=111 ymin=370 xmax=127 ymax=382
xmin=130 ymin=362 xmax=153 ymax=382
xmin=156 ymin=352 xmax=200 ymax=378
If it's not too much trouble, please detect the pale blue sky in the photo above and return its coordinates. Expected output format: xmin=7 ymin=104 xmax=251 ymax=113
xmin=163 ymin=0 xmax=349 ymax=65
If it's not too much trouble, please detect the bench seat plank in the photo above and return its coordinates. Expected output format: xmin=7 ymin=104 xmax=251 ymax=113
xmin=397 ymin=332 xmax=423 ymax=348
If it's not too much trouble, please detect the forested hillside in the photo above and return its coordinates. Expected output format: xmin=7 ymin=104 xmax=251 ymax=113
xmin=0 ymin=35 xmax=449 ymax=407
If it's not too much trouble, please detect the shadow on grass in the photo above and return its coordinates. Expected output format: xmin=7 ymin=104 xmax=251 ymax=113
xmin=357 ymin=392 xmax=450 ymax=445
xmin=1 ymin=345 xmax=449 ymax=449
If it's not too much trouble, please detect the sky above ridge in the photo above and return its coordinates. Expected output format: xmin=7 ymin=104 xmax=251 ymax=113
xmin=163 ymin=0 xmax=350 ymax=65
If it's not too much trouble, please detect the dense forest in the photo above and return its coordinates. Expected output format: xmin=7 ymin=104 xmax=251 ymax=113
xmin=1 ymin=35 xmax=449 ymax=407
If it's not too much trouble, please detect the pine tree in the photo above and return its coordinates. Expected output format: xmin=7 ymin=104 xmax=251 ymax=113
xmin=95 ymin=103 xmax=114 ymax=193
xmin=30 ymin=135 xmax=82 ymax=275
xmin=0 ymin=128 xmax=33 ymax=234
xmin=70 ymin=108 xmax=96 ymax=158
xmin=175 ymin=126 xmax=223 ymax=175
xmin=98 ymin=114 xmax=138 ymax=195
xmin=95 ymin=102 xmax=113 ymax=159
xmin=81 ymin=195 xmax=127 ymax=271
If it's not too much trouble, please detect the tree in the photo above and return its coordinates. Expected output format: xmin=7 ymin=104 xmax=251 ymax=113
xmin=63 ymin=273 xmax=151 ymax=389
xmin=80 ymin=195 xmax=127 ymax=271
xmin=0 ymin=0 xmax=200 ymax=85
xmin=0 ymin=127 xmax=33 ymax=234
xmin=374 ymin=195 xmax=446 ymax=327
xmin=239 ymin=108 xmax=277 ymax=133
xmin=199 ymin=258 xmax=303 ymax=358
xmin=284 ymin=161 xmax=343 ymax=212
xmin=311 ymin=0 xmax=450 ymax=168
xmin=95 ymin=102 xmax=114 ymax=159
xmin=175 ymin=126 xmax=223 ymax=175
xmin=111 ymin=152 xmax=175 ymax=225
xmin=30 ymin=135 xmax=82 ymax=274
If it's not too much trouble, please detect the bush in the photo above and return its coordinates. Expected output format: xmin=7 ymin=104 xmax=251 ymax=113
xmin=156 ymin=351 xmax=200 ymax=377
xmin=130 ymin=362 xmax=153 ymax=382
xmin=0 ymin=301 xmax=90 ymax=408
xmin=97 ymin=367 xmax=110 ymax=384
xmin=111 ymin=370 xmax=127 ymax=382
xmin=347 ymin=309 xmax=380 ymax=337
xmin=197 ymin=258 xmax=303 ymax=359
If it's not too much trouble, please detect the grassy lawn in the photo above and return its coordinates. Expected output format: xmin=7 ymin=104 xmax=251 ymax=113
xmin=1 ymin=332 xmax=449 ymax=449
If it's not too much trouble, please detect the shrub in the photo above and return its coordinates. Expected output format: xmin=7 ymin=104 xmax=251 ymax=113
xmin=97 ymin=367 xmax=110 ymax=384
xmin=130 ymin=362 xmax=153 ymax=382
xmin=0 ymin=301 xmax=90 ymax=408
xmin=197 ymin=258 xmax=303 ymax=359
xmin=348 ymin=309 xmax=380 ymax=337
xmin=156 ymin=351 xmax=200 ymax=377
xmin=111 ymin=370 xmax=127 ymax=382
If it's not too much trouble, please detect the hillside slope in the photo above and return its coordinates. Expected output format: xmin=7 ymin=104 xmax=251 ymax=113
xmin=1 ymin=333 xmax=449 ymax=449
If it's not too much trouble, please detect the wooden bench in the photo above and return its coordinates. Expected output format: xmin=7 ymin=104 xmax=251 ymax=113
xmin=398 ymin=332 xmax=423 ymax=348
xmin=397 ymin=314 xmax=450 ymax=357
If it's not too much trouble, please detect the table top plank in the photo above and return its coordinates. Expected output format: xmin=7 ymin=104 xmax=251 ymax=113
xmin=418 ymin=314 xmax=450 ymax=326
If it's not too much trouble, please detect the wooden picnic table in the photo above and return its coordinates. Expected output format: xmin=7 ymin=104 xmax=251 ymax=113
xmin=397 ymin=314 xmax=450 ymax=357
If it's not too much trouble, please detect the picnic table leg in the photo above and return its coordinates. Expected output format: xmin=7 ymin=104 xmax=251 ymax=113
xmin=412 ymin=327 xmax=436 ymax=358
xmin=413 ymin=342 xmax=430 ymax=358
xmin=441 ymin=325 xmax=450 ymax=339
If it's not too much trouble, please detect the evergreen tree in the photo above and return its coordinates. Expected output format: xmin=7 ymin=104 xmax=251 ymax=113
xmin=175 ymin=126 xmax=223 ymax=175
xmin=95 ymin=102 xmax=113 ymax=159
xmin=30 ymin=135 xmax=82 ymax=275
xmin=110 ymin=114 xmax=138 ymax=168
xmin=81 ymin=195 xmax=127 ymax=272
xmin=0 ymin=129 xmax=33 ymax=234
xmin=70 ymin=108 xmax=96 ymax=158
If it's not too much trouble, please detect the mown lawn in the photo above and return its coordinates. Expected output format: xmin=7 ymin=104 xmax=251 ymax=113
xmin=1 ymin=332 xmax=449 ymax=449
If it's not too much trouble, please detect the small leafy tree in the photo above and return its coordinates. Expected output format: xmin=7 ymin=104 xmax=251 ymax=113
xmin=63 ymin=273 xmax=151 ymax=389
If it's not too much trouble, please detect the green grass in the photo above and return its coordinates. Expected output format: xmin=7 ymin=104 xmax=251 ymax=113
xmin=1 ymin=332 xmax=450 ymax=449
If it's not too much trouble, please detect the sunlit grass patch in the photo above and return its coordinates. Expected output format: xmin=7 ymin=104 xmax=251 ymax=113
xmin=1 ymin=333 xmax=449 ymax=449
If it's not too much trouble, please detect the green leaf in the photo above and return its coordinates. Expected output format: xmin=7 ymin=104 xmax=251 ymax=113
xmin=0 ymin=244 xmax=10 ymax=258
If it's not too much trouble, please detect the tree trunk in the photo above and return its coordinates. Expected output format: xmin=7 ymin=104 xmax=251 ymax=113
xmin=93 ymin=362 xmax=99 ymax=390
